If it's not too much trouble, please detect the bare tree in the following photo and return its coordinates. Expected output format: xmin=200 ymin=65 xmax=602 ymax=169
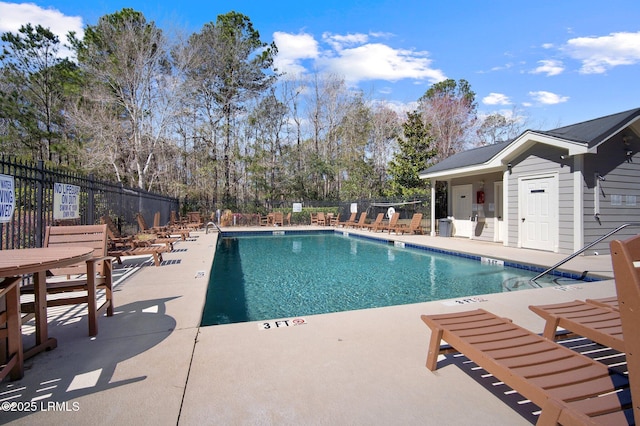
xmin=418 ymin=78 xmax=477 ymax=161
xmin=70 ymin=8 xmax=176 ymax=191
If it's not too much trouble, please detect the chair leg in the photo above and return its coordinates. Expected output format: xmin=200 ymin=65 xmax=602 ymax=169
xmin=105 ymin=259 xmax=114 ymax=317
xmin=1 ymin=277 xmax=24 ymax=381
xmin=426 ymin=327 xmax=444 ymax=371
xmin=86 ymin=261 xmax=98 ymax=337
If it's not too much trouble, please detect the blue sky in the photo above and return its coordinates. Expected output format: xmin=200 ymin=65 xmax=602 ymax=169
xmin=2 ymin=0 xmax=640 ymax=129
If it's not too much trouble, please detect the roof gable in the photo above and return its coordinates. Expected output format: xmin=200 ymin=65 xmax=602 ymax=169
xmin=420 ymin=107 xmax=640 ymax=179
xmin=538 ymin=107 xmax=640 ymax=147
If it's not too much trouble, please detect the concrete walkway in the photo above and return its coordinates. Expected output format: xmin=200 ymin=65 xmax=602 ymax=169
xmin=1 ymin=227 xmax=620 ymax=425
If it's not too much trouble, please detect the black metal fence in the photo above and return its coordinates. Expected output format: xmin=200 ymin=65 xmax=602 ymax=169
xmin=0 ymin=156 xmax=179 ymax=250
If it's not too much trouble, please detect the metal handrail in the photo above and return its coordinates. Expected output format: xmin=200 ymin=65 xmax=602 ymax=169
xmin=205 ymin=221 xmax=222 ymax=234
xmin=530 ymin=222 xmax=640 ymax=284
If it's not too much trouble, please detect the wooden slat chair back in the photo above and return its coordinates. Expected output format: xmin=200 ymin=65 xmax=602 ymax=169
xmin=317 ymin=212 xmax=326 ymax=226
xmin=351 ymin=212 xmax=367 ymax=228
xmin=136 ymin=212 xmax=153 ymax=233
xmin=46 ymin=224 xmax=109 ymax=278
xmin=407 ymin=213 xmax=424 ymax=234
xmin=611 ymin=234 xmax=640 ymax=423
xmin=273 ymin=212 xmax=284 ymax=226
xmin=365 ymin=213 xmax=384 ymax=231
xmin=338 ymin=213 xmax=356 ymax=227
xmin=21 ymin=224 xmax=114 ymax=337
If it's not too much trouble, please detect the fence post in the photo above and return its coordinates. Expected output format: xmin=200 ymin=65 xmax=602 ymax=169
xmin=87 ymin=173 xmax=95 ymax=225
xmin=36 ymin=160 xmax=44 ymax=248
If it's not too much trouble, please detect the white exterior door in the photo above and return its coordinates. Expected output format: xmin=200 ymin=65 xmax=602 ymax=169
xmin=519 ymin=175 xmax=558 ymax=251
xmin=452 ymin=184 xmax=473 ymax=237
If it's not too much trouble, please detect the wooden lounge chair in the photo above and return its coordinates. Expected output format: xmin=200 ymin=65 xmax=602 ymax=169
xmin=586 ymin=296 xmax=620 ymax=311
xmin=20 ymin=225 xmax=114 ymax=337
xmin=529 ymin=299 xmax=624 ymax=352
xmin=421 ymin=308 xmax=634 ymax=425
xmin=328 ymin=213 xmax=338 ymax=226
xmin=136 ymin=213 xmax=180 ymax=247
xmin=337 ymin=213 xmax=356 ymax=227
xmin=154 ymin=211 xmax=190 ymax=240
xmin=389 ymin=213 xmax=424 ymax=235
xmin=364 ymin=213 xmax=384 ymax=231
xmin=108 ymin=245 xmax=168 ymax=267
xmin=349 ymin=212 xmax=367 ymax=228
xmin=379 ymin=212 xmax=399 ymax=233
xmin=185 ymin=211 xmax=204 ymax=230
xmin=284 ymin=212 xmax=292 ymax=226
xmin=310 ymin=212 xmax=318 ymax=225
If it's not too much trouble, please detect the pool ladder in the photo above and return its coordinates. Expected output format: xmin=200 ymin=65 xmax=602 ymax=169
xmin=504 ymin=222 xmax=640 ymax=291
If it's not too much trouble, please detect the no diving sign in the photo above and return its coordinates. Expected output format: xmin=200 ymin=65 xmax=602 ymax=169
xmin=0 ymin=174 xmax=15 ymax=223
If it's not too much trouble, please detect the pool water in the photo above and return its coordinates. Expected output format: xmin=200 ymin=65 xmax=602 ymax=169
xmin=201 ymin=233 xmax=557 ymax=326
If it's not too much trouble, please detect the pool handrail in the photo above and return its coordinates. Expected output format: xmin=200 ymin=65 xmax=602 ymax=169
xmin=530 ymin=222 xmax=640 ymax=285
xmin=205 ymin=221 xmax=222 ymax=234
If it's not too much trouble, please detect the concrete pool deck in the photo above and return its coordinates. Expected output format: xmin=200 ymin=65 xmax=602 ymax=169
xmin=1 ymin=226 xmax=620 ymax=425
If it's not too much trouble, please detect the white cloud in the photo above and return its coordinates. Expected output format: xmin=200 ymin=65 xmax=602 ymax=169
xmin=531 ymin=59 xmax=564 ymax=76
xmin=562 ymin=31 xmax=640 ymax=74
xmin=483 ymin=92 xmax=511 ymax=106
xmin=0 ymin=2 xmax=83 ymax=41
xmin=273 ymin=32 xmax=319 ymax=75
xmin=528 ymin=91 xmax=569 ymax=105
xmin=318 ymin=42 xmax=446 ymax=84
xmin=272 ymin=30 xmax=446 ymax=86
xmin=322 ymin=32 xmax=369 ymax=51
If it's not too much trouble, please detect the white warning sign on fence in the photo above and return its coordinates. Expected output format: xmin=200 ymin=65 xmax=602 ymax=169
xmin=0 ymin=174 xmax=15 ymax=223
xmin=53 ymin=183 xmax=80 ymax=220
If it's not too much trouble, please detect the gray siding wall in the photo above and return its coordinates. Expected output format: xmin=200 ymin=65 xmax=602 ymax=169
xmin=506 ymin=144 xmax=574 ymax=253
xmin=582 ymin=134 xmax=640 ymax=255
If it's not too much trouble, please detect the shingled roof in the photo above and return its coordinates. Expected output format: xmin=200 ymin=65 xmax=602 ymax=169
xmin=420 ymin=107 xmax=640 ymax=177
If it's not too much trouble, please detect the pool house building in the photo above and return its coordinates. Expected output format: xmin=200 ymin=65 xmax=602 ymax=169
xmin=420 ymin=107 xmax=640 ymax=255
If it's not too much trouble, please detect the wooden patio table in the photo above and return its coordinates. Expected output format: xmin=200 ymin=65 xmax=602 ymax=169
xmin=0 ymin=246 xmax=93 ymax=360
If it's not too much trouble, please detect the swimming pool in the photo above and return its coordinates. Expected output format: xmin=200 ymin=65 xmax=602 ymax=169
xmin=201 ymin=232 xmax=582 ymax=326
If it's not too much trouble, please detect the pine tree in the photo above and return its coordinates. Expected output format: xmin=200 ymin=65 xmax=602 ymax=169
xmin=386 ymin=111 xmax=436 ymax=197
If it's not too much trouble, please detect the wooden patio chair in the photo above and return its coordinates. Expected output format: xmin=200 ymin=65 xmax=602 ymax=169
xmin=284 ymin=212 xmax=292 ymax=226
xmin=421 ymin=308 xmax=634 ymax=425
xmin=0 ymin=277 xmax=23 ymax=381
xmin=273 ymin=212 xmax=284 ymax=226
xmin=529 ymin=299 xmax=624 ymax=352
xmin=328 ymin=213 xmax=339 ymax=226
xmin=389 ymin=213 xmax=424 ymax=235
xmin=317 ymin=212 xmax=326 ymax=226
xmin=337 ymin=213 xmax=355 ymax=227
xmin=364 ymin=213 xmax=384 ymax=231
xmin=310 ymin=212 xmax=318 ymax=225
xmin=20 ymin=224 xmax=114 ymax=337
